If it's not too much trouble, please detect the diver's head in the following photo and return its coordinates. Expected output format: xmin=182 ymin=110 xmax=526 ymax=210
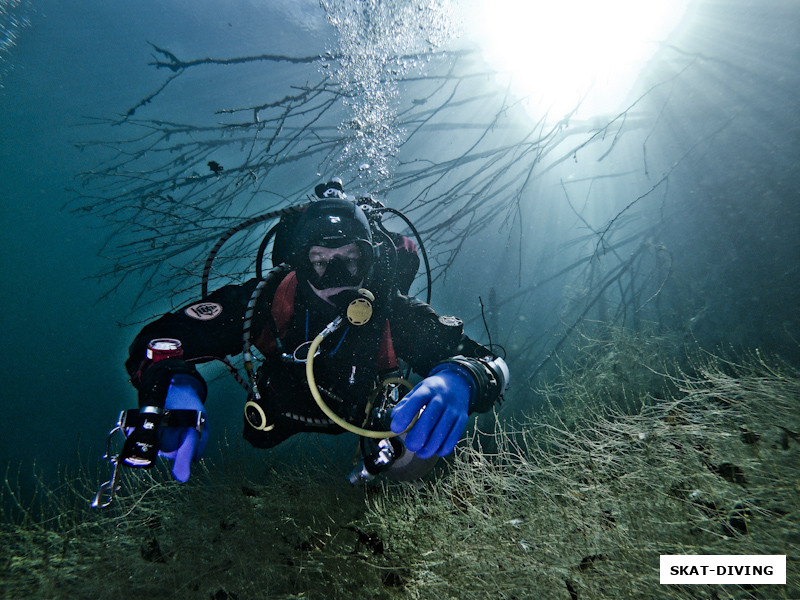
xmin=290 ymin=195 xmax=374 ymax=293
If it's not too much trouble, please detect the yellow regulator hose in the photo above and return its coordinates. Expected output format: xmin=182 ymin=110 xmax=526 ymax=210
xmin=305 ymin=317 xmax=418 ymax=438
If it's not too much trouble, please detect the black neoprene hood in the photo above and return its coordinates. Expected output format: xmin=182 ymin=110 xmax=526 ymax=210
xmin=291 ymin=198 xmax=373 ymax=256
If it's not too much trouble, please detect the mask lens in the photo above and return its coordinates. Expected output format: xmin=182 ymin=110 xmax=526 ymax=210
xmin=317 ymin=255 xmax=363 ymax=288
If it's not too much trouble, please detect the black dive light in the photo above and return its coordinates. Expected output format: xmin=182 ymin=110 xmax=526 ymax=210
xmin=118 ymin=406 xmax=165 ymax=468
xmin=118 ymin=338 xmax=183 ymax=468
xmin=93 ymin=338 xmax=208 ymax=508
xmin=348 ymin=437 xmax=404 ymax=485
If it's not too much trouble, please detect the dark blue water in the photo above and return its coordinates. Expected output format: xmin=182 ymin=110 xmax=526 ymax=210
xmin=0 ymin=0 xmax=335 ymax=490
xmin=1 ymin=0 xmax=798 ymax=499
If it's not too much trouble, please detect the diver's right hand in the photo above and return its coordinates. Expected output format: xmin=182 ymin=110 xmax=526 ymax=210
xmin=390 ymin=366 xmax=472 ymax=459
xmin=158 ymin=374 xmax=209 ymax=482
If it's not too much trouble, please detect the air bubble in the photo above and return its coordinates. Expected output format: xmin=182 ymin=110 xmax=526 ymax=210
xmin=320 ymin=0 xmax=459 ymax=183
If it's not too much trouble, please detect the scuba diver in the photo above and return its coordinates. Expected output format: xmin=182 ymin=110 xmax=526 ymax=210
xmin=93 ymin=179 xmax=508 ymax=506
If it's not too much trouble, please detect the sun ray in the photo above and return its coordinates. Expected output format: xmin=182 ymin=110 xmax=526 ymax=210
xmin=467 ymin=0 xmax=692 ymax=120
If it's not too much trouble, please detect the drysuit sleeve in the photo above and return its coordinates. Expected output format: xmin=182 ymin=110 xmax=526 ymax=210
xmin=125 ymin=279 xmax=263 ymax=390
xmin=390 ymin=294 xmax=508 ymax=414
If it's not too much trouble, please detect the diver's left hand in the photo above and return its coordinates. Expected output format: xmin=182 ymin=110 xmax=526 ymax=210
xmin=390 ymin=367 xmax=473 ymax=459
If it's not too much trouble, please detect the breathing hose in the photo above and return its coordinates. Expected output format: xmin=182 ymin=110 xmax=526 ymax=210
xmin=304 ymin=316 xmax=418 ymax=438
xmin=381 ymin=207 xmax=432 ymax=304
xmin=202 ymin=202 xmax=310 ymax=298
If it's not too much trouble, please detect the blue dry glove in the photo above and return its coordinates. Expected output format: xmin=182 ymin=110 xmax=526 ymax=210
xmin=159 ymin=374 xmax=208 ymax=482
xmin=390 ymin=365 xmax=474 ymax=459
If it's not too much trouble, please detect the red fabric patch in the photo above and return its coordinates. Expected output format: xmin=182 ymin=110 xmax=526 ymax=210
xmin=254 ymin=272 xmax=298 ymax=354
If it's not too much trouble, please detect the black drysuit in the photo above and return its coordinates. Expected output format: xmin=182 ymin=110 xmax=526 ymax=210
xmin=125 ymin=267 xmax=499 ymax=448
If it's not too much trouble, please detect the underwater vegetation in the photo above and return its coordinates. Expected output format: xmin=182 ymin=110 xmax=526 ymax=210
xmin=2 ymin=328 xmax=797 ymax=599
